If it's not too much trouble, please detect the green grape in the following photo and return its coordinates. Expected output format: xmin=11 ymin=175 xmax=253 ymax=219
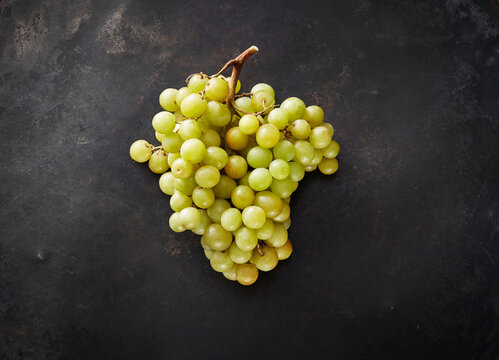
xmin=205 ymin=77 xmax=229 ymax=101
xmin=180 ymin=93 xmax=207 ymax=118
xmin=224 ymin=155 xmax=248 ymax=179
xmin=267 ymin=108 xmax=289 ymax=130
xmin=159 ymin=88 xmax=179 ymax=112
xmin=169 ymin=212 xmax=185 ymax=232
xmin=323 ymin=140 xmax=340 ymax=159
xmin=250 ymin=245 xmax=278 ymax=272
xmin=178 ymin=119 xmax=202 ymax=140
xmin=168 ymin=152 xmax=181 ymax=167
xmin=192 ymin=209 xmax=212 ymax=235
xmin=280 ymin=97 xmax=306 ymax=121
xmin=174 ymin=110 xmax=187 ymax=122
xmin=289 ymin=119 xmax=311 ymax=139
xmin=256 ymin=218 xmax=275 ymax=240
xmin=180 ymin=138 xmax=207 ymax=163
xmin=238 ymin=171 xmax=250 ymax=186
xmin=270 ymin=177 xmax=294 ymax=198
xmin=235 ymin=226 xmax=258 ymax=251
xmin=200 ymin=236 xmax=211 ymax=250
xmin=256 ymin=123 xmax=280 ymax=148
xmin=288 ymin=161 xmax=305 ymax=181
xmin=251 ymin=83 xmax=275 ymax=97
xmin=302 ymin=105 xmax=324 ymax=127
xmin=309 ymin=125 xmax=332 ymax=149
xmin=251 ymin=91 xmax=275 ymax=113
xmin=264 ymin=223 xmax=288 ymax=247
xmin=304 ymin=164 xmax=317 ymax=172
xmin=273 ymin=140 xmax=295 ymax=162
xmin=173 ymin=175 xmax=197 ymax=196
xmin=213 ymin=175 xmax=236 ymax=199
xmin=170 ymin=190 xmax=192 ymax=212
xmin=179 ymin=207 xmax=201 ymax=229
xmin=283 ymin=218 xmax=291 ymax=230
xmin=192 ymin=186 xmax=215 ymax=209
xmin=275 ymin=240 xmax=293 ymax=260
xmin=175 ymin=87 xmax=193 ymax=106
xmin=204 ymin=248 xmax=215 ymax=260
xmin=228 ymin=242 xmax=252 ymax=264
xmin=205 ymin=101 xmax=232 ymax=127
xmin=254 ymin=191 xmax=283 ymax=218
xmin=231 ymin=185 xmax=255 ymax=209
xmin=293 ymin=140 xmax=315 ymax=165
xmin=269 ymin=159 xmax=290 ymax=180
xmin=272 ymin=201 xmax=290 ymax=223
xmin=187 ymin=74 xmax=207 ymax=92
xmin=242 ymin=205 xmax=266 ymax=229
xmin=223 ymin=264 xmax=238 ymax=281
xmin=155 ymin=131 xmax=164 ymax=142
xmin=195 ymin=165 xmax=220 ymax=188
xmin=162 ymin=132 xmax=183 ymax=153
xmin=318 ymin=157 xmax=338 ymax=175
xmin=323 ymin=122 xmax=334 ymax=136
xmin=207 ymin=199 xmax=231 ymax=223
xmin=236 ymin=263 xmax=259 ymax=285
xmin=225 ymin=127 xmax=249 ymax=150
xmin=309 ymin=149 xmax=323 ymax=167
xmin=234 ymin=96 xmax=256 ymax=116
xmin=203 ymin=223 xmax=232 ymax=251
xmin=291 ymin=180 xmax=299 ymax=192
xmin=248 ymin=168 xmax=272 ymax=191
xmin=246 ymin=146 xmax=273 ymax=168
xmin=148 ymin=150 xmax=169 ymax=174
xmin=203 ymin=146 xmax=228 ymax=170
xmin=171 ymin=158 xmax=193 ymax=179
xmin=239 ymin=114 xmax=260 ymax=135
xmin=129 ymin=140 xmax=152 ymax=163
xmin=197 ymin=115 xmax=212 ymax=131
xmin=201 ymin=129 xmax=221 ymax=147
xmin=152 ymin=111 xmax=176 ymax=134
xmin=221 ymin=208 xmax=243 ymax=232
xmin=210 ymin=251 xmax=234 ymax=272
xmin=159 ymin=172 xmax=176 ymax=195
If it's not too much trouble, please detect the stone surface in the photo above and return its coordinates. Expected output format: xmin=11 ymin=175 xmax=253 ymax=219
xmin=1 ymin=0 xmax=498 ymax=359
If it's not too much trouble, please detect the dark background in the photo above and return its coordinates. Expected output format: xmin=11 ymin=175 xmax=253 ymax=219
xmin=1 ymin=0 xmax=499 ymax=359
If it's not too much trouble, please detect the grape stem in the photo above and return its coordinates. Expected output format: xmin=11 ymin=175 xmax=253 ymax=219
xmin=256 ymin=243 xmax=264 ymax=256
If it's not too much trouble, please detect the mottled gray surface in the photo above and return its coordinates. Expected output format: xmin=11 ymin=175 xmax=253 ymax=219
xmin=1 ymin=0 xmax=499 ymax=359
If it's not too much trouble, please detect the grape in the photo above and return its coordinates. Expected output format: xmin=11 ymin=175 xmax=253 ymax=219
xmin=227 ymin=242 xmax=252 ymax=264
xmin=148 ymin=150 xmax=169 ymax=174
xmin=130 ymin=140 xmax=152 ymax=163
xmin=272 ymin=201 xmax=290 ymax=223
xmin=159 ymin=172 xmax=176 ymax=195
xmin=155 ymin=131 xmax=164 ymax=142
xmin=283 ymin=218 xmax=291 ymax=230
xmin=226 ymin=127 xmax=249 ymax=150
xmin=170 ymin=190 xmax=192 ymax=212
xmin=302 ymin=105 xmax=324 ymax=127
xmin=179 ymin=207 xmax=201 ymax=229
xmin=180 ymin=138 xmax=206 ymax=163
xmin=187 ymin=74 xmax=207 ymax=92
xmin=251 ymin=91 xmax=275 ymax=113
xmin=251 ymin=83 xmax=275 ymax=97
xmin=323 ymin=140 xmax=340 ymax=159
xmin=318 ymin=157 xmax=338 ymax=175
xmin=173 ymin=175 xmax=197 ymax=195
xmin=275 ymin=240 xmax=293 ymax=260
xmin=288 ymin=161 xmax=305 ymax=181
xmin=169 ymin=212 xmax=185 ymax=232
xmin=192 ymin=209 xmax=212 ymax=235
xmin=197 ymin=115 xmax=212 ymax=131
xmin=248 ymin=168 xmax=272 ymax=191
xmin=204 ymin=248 xmax=215 ymax=260
xmin=256 ymin=123 xmax=280 ymax=148
xmin=265 ymin=223 xmax=288 ymax=247
xmin=195 ymin=165 xmax=220 ymax=188
xmin=269 ymin=159 xmax=290 ymax=180
xmin=234 ymin=96 xmax=256 ymax=115
xmin=267 ymin=108 xmax=289 ymax=129
xmin=200 ymin=129 xmax=221 ymax=147
xmin=280 ymin=97 xmax=306 ymax=121
xmin=273 ymin=140 xmax=295 ymax=162
xmin=223 ymin=264 xmax=238 ymax=281
xmin=224 ymin=155 xmax=248 ymax=179
xmin=270 ymin=177 xmax=294 ymax=198
xmin=238 ymin=172 xmax=250 ymax=186
xmin=159 ymin=88 xmax=179 ymax=112
xmin=178 ymin=119 xmax=202 ymax=140
xmin=171 ymin=158 xmax=193 ymax=179
xmin=162 ymin=132 xmax=183 ymax=153
xmin=242 ymin=205 xmax=266 ymax=229
xmin=213 ymin=175 xmax=236 ymax=199
xmin=192 ymin=186 xmax=215 ymax=209
xmin=175 ymin=87 xmax=193 ymax=106
xmin=205 ymin=77 xmax=229 ymax=101
xmin=152 ymin=111 xmax=176 ymax=134
xmin=205 ymin=101 xmax=232 ymax=127
xmin=203 ymin=223 xmax=232 ymax=251
xmin=203 ymin=146 xmax=228 ymax=170
xmin=207 ymin=198 xmax=231 ymax=223
xmin=239 ymin=114 xmax=260 ymax=135
xmin=221 ymin=208 xmax=243 ymax=232
xmin=323 ymin=122 xmax=334 ymax=136
xmin=309 ymin=125 xmax=332 ymax=149
xmin=235 ymin=227 xmax=258 ymax=251
xmin=254 ymin=191 xmax=283 ymax=218
xmin=256 ymin=218 xmax=275 ymax=240
xmin=247 ymin=146 xmax=273 ymax=168
xmin=304 ymin=164 xmax=317 ymax=172
xmin=210 ymin=251 xmax=234 ymax=272
xmin=236 ymin=263 xmax=259 ymax=285
xmin=166 ymin=152 xmax=179 ymax=167
xmin=310 ymin=149 xmax=323 ymax=166
xmin=293 ymin=140 xmax=315 ymax=165
xmin=250 ymin=245 xmax=278 ymax=272
xmin=180 ymin=93 xmax=207 ymax=118
xmin=174 ymin=110 xmax=187 ymax=122
xmin=231 ymin=185 xmax=255 ymax=209
xmin=289 ymin=119 xmax=311 ymax=139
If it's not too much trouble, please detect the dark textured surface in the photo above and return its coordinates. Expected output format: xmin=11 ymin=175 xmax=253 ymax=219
xmin=1 ymin=0 xmax=499 ymax=359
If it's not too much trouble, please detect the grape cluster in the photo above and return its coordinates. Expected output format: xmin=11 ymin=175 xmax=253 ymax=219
xmin=129 ymin=52 xmax=339 ymax=285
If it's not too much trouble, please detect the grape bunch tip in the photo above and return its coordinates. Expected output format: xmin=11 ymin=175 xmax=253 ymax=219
xmin=129 ymin=46 xmax=340 ymax=285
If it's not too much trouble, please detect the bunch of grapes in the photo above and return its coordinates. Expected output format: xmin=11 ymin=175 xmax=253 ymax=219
xmin=129 ymin=47 xmax=339 ymax=285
